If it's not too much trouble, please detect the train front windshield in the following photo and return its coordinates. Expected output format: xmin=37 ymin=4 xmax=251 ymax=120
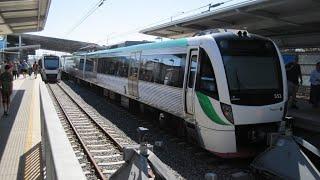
xmin=217 ymin=38 xmax=283 ymax=106
xmin=44 ymin=56 xmax=60 ymax=70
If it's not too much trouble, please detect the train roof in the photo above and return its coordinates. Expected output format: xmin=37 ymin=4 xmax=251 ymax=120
xmin=80 ymin=30 xmax=272 ymax=58
xmin=85 ymin=38 xmax=188 ymax=57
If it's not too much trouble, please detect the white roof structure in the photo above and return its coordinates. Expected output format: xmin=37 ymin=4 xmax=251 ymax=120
xmin=0 ymin=0 xmax=51 ymax=35
xmin=140 ymin=0 xmax=320 ymax=49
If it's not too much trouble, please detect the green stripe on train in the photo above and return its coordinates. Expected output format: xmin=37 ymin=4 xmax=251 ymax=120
xmin=196 ymin=92 xmax=230 ymax=126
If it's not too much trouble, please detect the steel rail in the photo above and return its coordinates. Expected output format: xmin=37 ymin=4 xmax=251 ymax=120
xmin=48 ymin=84 xmax=106 ymax=180
xmin=56 ymin=83 xmax=124 ymax=150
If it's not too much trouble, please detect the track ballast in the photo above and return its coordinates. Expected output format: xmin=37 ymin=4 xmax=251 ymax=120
xmin=47 ymin=83 xmax=130 ymax=179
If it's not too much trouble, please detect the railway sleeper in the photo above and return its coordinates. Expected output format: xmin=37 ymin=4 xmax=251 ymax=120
xmin=93 ymin=154 xmax=122 ymax=159
xmin=79 ymin=132 xmax=100 ymax=135
xmin=98 ymin=161 xmax=125 ymax=166
xmin=90 ymin=149 xmax=115 ymax=153
xmin=102 ymin=169 xmax=117 ymax=175
xmin=86 ymin=144 xmax=111 ymax=147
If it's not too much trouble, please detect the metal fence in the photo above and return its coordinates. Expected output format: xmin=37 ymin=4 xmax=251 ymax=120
xmin=295 ymin=53 xmax=319 ymax=99
xmin=299 ymin=53 xmax=319 ymax=86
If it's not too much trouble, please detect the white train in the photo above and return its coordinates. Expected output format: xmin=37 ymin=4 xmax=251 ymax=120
xmin=63 ymin=30 xmax=287 ymax=157
xmin=39 ymin=55 xmax=62 ymax=82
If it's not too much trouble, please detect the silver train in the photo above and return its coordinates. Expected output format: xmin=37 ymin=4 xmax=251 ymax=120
xmin=39 ymin=55 xmax=62 ymax=82
xmin=63 ymin=30 xmax=287 ymax=157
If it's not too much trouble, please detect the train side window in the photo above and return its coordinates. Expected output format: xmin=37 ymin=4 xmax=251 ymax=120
xmin=139 ymin=55 xmax=155 ymax=82
xmin=196 ymin=48 xmax=219 ymax=100
xmin=138 ymin=54 xmax=186 ymax=87
xmin=79 ymin=59 xmax=84 ymax=70
xmin=98 ymin=56 xmax=129 ymax=77
xmin=97 ymin=58 xmax=106 ymax=74
xmin=85 ymin=59 xmax=94 ymax=72
xmin=161 ymin=54 xmax=186 ymax=88
xmin=152 ymin=55 xmax=162 ymax=84
xmin=106 ymin=57 xmax=119 ymax=75
xmin=188 ymin=54 xmax=198 ymax=88
xmin=117 ymin=56 xmax=129 ymax=77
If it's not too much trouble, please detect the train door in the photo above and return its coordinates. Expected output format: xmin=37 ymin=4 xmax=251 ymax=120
xmin=185 ymin=49 xmax=199 ymax=114
xmin=128 ymin=52 xmax=141 ymax=97
xmin=82 ymin=55 xmax=87 ymax=78
xmin=93 ymin=58 xmax=98 ymax=74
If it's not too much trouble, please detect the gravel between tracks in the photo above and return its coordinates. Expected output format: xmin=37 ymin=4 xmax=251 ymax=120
xmin=60 ymin=80 xmax=251 ymax=179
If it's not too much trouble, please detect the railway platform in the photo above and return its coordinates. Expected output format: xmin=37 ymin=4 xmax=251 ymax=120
xmin=288 ymin=99 xmax=320 ymax=149
xmin=289 ymin=99 xmax=320 ymax=133
xmin=0 ymin=76 xmax=85 ymax=180
xmin=0 ymin=77 xmax=41 ymax=180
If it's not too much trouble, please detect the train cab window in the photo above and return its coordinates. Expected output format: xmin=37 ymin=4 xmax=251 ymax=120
xmin=196 ymin=48 xmax=219 ymax=100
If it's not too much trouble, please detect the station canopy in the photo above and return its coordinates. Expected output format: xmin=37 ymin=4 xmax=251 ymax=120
xmin=7 ymin=34 xmax=100 ymax=53
xmin=140 ymin=0 xmax=320 ymax=49
xmin=0 ymin=0 xmax=51 ymax=35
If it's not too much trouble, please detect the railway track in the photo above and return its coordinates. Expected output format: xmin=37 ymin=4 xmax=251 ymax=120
xmin=47 ymin=83 xmax=130 ymax=179
xmin=60 ymin=80 xmax=253 ymax=179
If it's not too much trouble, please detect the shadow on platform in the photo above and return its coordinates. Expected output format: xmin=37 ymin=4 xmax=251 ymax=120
xmin=0 ymin=90 xmax=25 ymax=161
xmin=289 ymin=99 xmax=320 ymax=149
xmin=17 ymin=142 xmax=42 ymax=180
xmin=289 ymin=99 xmax=320 ymax=132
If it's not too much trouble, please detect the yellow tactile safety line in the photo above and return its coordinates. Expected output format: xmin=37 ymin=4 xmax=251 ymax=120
xmin=25 ymin=79 xmax=36 ymax=151
xmin=23 ymin=79 xmax=42 ymax=180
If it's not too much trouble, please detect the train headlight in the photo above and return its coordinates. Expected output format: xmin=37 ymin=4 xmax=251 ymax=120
xmin=220 ymin=103 xmax=234 ymax=124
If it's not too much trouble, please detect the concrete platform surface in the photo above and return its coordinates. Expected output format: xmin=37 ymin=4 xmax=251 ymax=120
xmin=0 ymin=76 xmax=42 ymax=180
xmin=288 ymin=99 xmax=320 ymax=133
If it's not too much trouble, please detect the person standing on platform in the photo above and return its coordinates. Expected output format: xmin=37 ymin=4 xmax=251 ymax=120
xmin=16 ymin=61 xmax=20 ymax=78
xmin=310 ymin=62 xmax=320 ymax=108
xmin=22 ymin=60 xmax=28 ymax=78
xmin=32 ymin=61 xmax=39 ymax=79
xmin=18 ymin=61 xmax=23 ymax=78
xmin=0 ymin=65 xmax=13 ymax=116
xmin=12 ymin=61 xmax=18 ymax=80
xmin=286 ymin=58 xmax=303 ymax=109
xmin=27 ymin=62 xmax=32 ymax=78
xmin=0 ymin=61 xmax=7 ymax=74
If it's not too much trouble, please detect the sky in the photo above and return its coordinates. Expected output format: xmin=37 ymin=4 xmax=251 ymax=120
xmin=31 ymin=0 xmax=244 ymax=47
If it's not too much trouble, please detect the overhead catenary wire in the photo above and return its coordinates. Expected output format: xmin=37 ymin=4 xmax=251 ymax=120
xmin=65 ymin=0 xmax=107 ymax=36
xmin=94 ymin=3 xmax=211 ymax=44
xmin=96 ymin=0 xmax=235 ymax=45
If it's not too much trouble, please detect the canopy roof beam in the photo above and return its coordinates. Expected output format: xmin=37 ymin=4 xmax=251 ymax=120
xmin=235 ymin=9 xmax=300 ymax=26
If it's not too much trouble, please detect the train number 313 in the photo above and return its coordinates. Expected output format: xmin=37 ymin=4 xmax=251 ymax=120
xmin=274 ymin=94 xmax=282 ymax=99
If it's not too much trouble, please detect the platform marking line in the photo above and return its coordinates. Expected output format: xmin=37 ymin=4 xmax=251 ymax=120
xmin=24 ymin=80 xmax=36 ymax=152
xmin=23 ymin=79 xmax=42 ymax=180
